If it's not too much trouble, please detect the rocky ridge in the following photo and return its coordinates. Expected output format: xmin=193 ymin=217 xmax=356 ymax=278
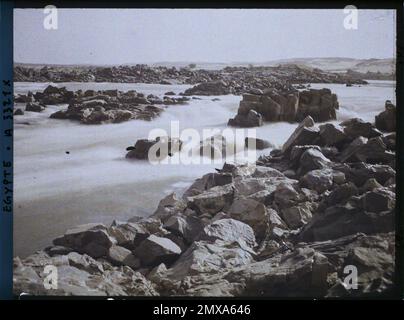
xmin=15 ymin=64 xmax=367 ymax=96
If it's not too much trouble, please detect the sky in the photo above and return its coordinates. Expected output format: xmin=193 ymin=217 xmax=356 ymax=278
xmin=13 ymin=9 xmax=396 ymax=65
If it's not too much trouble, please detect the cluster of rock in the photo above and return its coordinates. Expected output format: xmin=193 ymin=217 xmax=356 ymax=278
xmin=15 ymin=64 xmax=367 ymax=96
xmin=126 ymin=137 xmax=183 ymax=160
xmin=125 ymin=135 xmax=274 ymax=162
xmin=14 ymin=111 xmax=396 ymax=297
xmin=14 ymin=85 xmax=189 ymax=124
xmin=228 ymin=88 xmax=339 ymax=127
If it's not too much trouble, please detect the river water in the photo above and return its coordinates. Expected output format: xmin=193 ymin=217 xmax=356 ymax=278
xmin=13 ymin=80 xmax=395 ymax=257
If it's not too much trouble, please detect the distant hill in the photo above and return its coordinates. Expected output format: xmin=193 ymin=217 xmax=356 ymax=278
xmin=15 ymin=57 xmax=395 ymax=75
xmin=261 ymin=57 xmax=395 ymax=74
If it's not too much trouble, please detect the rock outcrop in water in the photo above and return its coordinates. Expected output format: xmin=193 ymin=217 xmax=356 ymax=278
xmin=228 ymin=88 xmax=339 ymax=127
xmin=375 ymin=100 xmax=396 ymax=132
xmin=15 ymin=85 xmax=190 ymax=124
xmin=15 ymin=64 xmax=367 ymax=95
xmin=14 ymin=111 xmax=395 ymax=297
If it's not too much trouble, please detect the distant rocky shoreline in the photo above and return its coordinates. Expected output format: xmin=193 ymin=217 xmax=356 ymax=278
xmin=14 ymin=100 xmax=396 ymax=297
xmin=14 ymin=64 xmax=367 ymax=94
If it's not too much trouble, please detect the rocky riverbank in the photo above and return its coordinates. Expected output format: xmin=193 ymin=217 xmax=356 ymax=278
xmin=13 ymin=101 xmax=396 ymax=297
xmin=15 ymin=64 xmax=367 ymax=95
xmin=14 ymin=85 xmax=189 ymax=124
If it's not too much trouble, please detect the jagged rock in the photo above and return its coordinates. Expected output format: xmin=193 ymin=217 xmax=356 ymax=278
xmin=26 ymin=102 xmax=45 ymax=112
xmin=281 ymin=203 xmax=312 ymax=229
xmin=300 ymin=168 xmax=345 ymax=193
xmin=134 ymin=235 xmax=181 ymax=267
xmin=361 ymin=178 xmax=383 ymax=192
xmin=273 ymin=183 xmax=303 ymax=209
xmin=152 ymin=193 xmax=187 ymax=222
xmin=14 ymin=108 xmax=24 ymax=115
xmin=362 ymin=188 xmax=395 ymax=213
xmin=338 ymin=136 xmax=368 ymax=162
xmin=298 ymin=148 xmax=331 ymax=175
xmin=126 ymin=137 xmax=182 ymax=160
xmin=299 ymin=203 xmax=394 ymax=242
xmin=245 ymin=137 xmax=273 ymax=150
xmin=375 ymin=101 xmax=396 ymax=132
xmin=108 ymin=218 xmax=167 ymax=250
xmin=183 ymin=80 xmax=230 ymax=96
xmin=340 ymin=118 xmax=382 ymax=139
xmin=334 ymin=162 xmax=396 ymax=187
xmin=66 ymin=252 xmax=104 ymax=274
xmin=353 ymin=137 xmax=395 ymax=164
xmin=182 ymin=172 xmax=233 ymax=198
xmin=228 ymin=109 xmax=263 ymax=127
xmin=227 ymin=247 xmax=329 ymax=296
xmin=162 ymin=240 xmax=253 ymax=281
xmin=227 ymin=197 xmax=270 ymax=240
xmin=319 ymin=123 xmax=348 ymax=147
xmin=53 ymin=223 xmax=115 ymax=259
xmin=163 ymin=214 xmax=204 ymax=243
xmin=198 ymin=218 xmax=257 ymax=249
xmin=187 ymin=184 xmax=234 ymax=215
xmin=323 ymin=182 xmax=358 ymax=207
xmin=297 ymin=88 xmax=338 ymax=122
xmin=281 ymin=116 xmax=318 ymax=154
xmin=107 ymin=245 xmax=140 ymax=269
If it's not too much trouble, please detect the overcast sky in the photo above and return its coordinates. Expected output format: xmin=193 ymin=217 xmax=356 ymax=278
xmin=14 ymin=9 xmax=396 ymax=65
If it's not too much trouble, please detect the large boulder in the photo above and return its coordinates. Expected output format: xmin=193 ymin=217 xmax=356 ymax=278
xmin=187 ymin=184 xmax=234 ymax=215
xmin=53 ymin=223 xmax=115 ymax=259
xmin=281 ymin=116 xmax=319 ymax=154
xmin=163 ymin=214 xmax=205 ymax=244
xmin=340 ymin=118 xmax=382 ymax=139
xmin=26 ymin=102 xmax=45 ymax=112
xmin=300 ymin=168 xmax=345 ymax=193
xmin=299 ymin=202 xmax=394 ymax=242
xmin=107 ymin=245 xmax=140 ymax=269
xmin=133 ymin=235 xmax=182 ymax=267
xmin=375 ymin=101 xmax=396 ymax=132
xmin=319 ymin=123 xmax=349 ymax=148
xmin=298 ymin=148 xmax=331 ymax=175
xmin=126 ymin=137 xmax=182 ymax=161
xmin=297 ymin=88 xmax=338 ymax=122
xmin=198 ymin=218 xmax=257 ymax=249
xmin=228 ymin=110 xmax=263 ymax=128
xmin=227 ymin=197 xmax=271 ymax=240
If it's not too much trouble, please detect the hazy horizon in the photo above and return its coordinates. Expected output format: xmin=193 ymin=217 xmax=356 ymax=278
xmin=14 ymin=9 xmax=396 ymax=65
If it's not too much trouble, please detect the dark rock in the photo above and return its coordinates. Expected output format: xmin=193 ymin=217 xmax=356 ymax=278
xmin=300 ymin=168 xmax=345 ymax=193
xmin=375 ymin=101 xmax=396 ymax=132
xmin=298 ymin=148 xmax=331 ymax=175
xmin=53 ymin=223 xmax=115 ymax=259
xmin=340 ymin=118 xmax=382 ymax=139
xmin=319 ymin=123 xmax=348 ymax=148
xmin=14 ymin=108 xmax=24 ymax=115
xmin=245 ymin=137 xmax=274 ymax=150
xmin=183 ymin=80 xmax=230 ymax=96
xmin=362 ymin=188 xmax=395 ymax=213
xmin=26 ymin=102 xmax=45 ymax=112
xmin=281 ymin=116 xmax=318 ymax=154
xmin=228 ymin=110 xmax=263 ymax=127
